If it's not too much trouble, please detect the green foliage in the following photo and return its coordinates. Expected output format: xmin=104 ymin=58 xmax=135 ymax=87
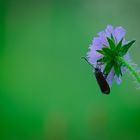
xmin=120 ymin=40 xmax=136 ymax=56
xmin=103 ymin=61 xmax=114 ymax=75
xmin=107 ymin=37 xmax=116 ymax=49
xmin=96 ymin=37 xmax=136 ymax=77
xmin=115 ymin=38 xmax=123 ymax=52
xmin=114 ymin=61 xmax=122 ymax=77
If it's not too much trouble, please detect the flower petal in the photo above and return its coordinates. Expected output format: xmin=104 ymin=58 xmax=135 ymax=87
xmin=121 ymin=53 xmax=130 ymax=74
xmin=106 ymin=69 xmax=115 ymax=87
xmin=87 ymin=50 xmax=103 ymax=65
xmin=91 ymin=37 xmax=104 ymax=50
xmin=98 ymin=31 xmax=108 ymax=46
xmin=105 ymin=25 xmax=114 ymax=38
xmin=114 ymin=26 xmax=126 ymax=43
xmin=87 ymin=37 xmax=105 ymax=65
xmin=114 ymin=76 xmax=122 ymax=85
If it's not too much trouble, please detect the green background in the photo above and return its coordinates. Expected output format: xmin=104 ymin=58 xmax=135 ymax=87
xmin=1 ymin=0 xmax=140 ymax=139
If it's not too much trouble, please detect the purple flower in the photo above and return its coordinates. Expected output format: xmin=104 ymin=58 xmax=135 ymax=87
xmin=87 ymin=25 xmax=130 ymax=86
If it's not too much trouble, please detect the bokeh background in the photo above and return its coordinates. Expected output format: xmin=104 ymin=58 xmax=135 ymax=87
xmin=1 ymin=0 xmax=140 ymax=140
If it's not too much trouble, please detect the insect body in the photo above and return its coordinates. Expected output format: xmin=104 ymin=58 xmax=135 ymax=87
xmin=82 ymin=57 xmax=110 ymax=94
xmin=94 ymin=67 xmax=110 ymax=94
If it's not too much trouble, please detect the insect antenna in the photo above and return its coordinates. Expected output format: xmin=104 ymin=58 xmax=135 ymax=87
xmin=81 ymin=57 xmax=94 ymax=68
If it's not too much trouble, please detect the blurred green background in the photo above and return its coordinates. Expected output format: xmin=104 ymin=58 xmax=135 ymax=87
xmin=1 ymin=0 xmax=140 ymax=139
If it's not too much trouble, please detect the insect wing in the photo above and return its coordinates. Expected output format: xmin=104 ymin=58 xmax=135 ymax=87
xmin=95 ymin=68 xmax=110 ymax=94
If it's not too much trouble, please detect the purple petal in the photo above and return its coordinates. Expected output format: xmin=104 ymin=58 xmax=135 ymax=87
xmin=121 ymin=53 xmax=130 ymax=74
xmin=106 ymin=69 xmax=115 ymax=87
xmin=121 ymin=66 xmax=128 ymax=75
xmin=87 ymin=37 xmax=105 ymax=65
xmin=114 ymin=26 xmax=126 ymax=43
xmin=122 ymin=38 xmax=128 ymax=45
xmin=105 ymin=25 xmax=114 ymax=38
xmin=98 ymin=31 xmax=108 ymax=46
xmin=87 ymin=51 xmax=103 ymax=65
xmin=114 ymin=76 xmax=122 ymax=85
xmin=90 ymin=37 xmax=104 ymax=51
xmin=124 ymin=53 xmax=131 ymax=63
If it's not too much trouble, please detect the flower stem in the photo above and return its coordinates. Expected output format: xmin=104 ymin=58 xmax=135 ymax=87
xmin=118 ymin=57 xmax=140 ymax=83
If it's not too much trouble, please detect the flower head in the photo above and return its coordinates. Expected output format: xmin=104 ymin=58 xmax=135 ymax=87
xmin=87 ymin=25 xmax=135 ymax=86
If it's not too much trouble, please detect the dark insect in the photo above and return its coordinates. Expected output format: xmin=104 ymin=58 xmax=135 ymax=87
xmin=82 ymin=57 xmax=110 ymax=94
xmin=94 ymin=67 xmax=110 ymax=94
